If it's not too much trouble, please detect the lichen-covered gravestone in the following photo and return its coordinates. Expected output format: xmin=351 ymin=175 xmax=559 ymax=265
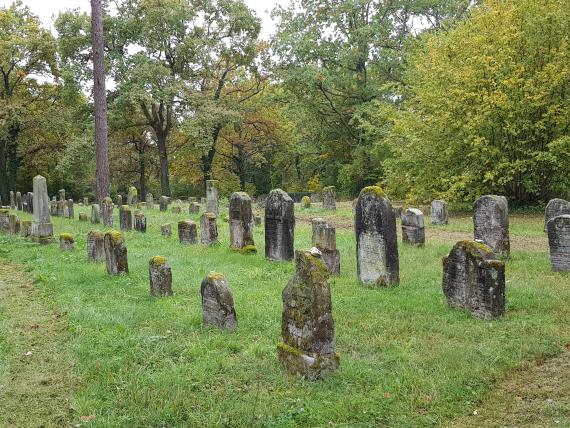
xmin=200 ymin=212 xmax=218 ymax=245
xmin=119 ymin=205 xmax=132 ymax=231
xmin=104 ymin=231 xmax=129 ymax=275
xmin=431 ymin=200 xmax=448 ymax=225
xmin=31 ymin=175 xmax=53 ymax=244
xmin=312 ymin=218 xmax=340 ymax=275
xmin=159 ymin=196 xmax=169 ymax=212
xmin=442 ymin=240 xmax=505 ymax=320
xmin=206 ymin=180 xmax=219 ymax=215
xmin=127 ymin=186 xmax=138 ymax=206
xmin=91 ymin=204 xmax=101 ymax=224
xmin=59 ymin=234 xmax=75 ymax=251
xmin=544 ymin=198 xmax=570 ymax=232
xmin=134 ymin=212 xmax=147 ymax=233
xmin=101 ymin=197 xmax=114 ymax=227
xmin=229 ymin=192 xmax=256 ymax=253
xmin=87 ymin=230 xmax=106 ymax=262
xmin=178 ymin=220 xmax=197 ymax=244
xmin=322 ymin=186 xmax=336 ymax=210
xmin=161 ymin=223 xmax=172 ymax=237
xmin=145 ymin=193 xmax=154 ymax=209
xmin=473 ymin=195 xmax=510 ymax=258
xmin=547 ymin=215 xmax=570 ymax=272
xmin=265 ymin=189 xmax=295 ymax=261
xmin=401 ymin=208 xmax=425 ymax=247
xmin=277 ymin=250 xmax=339 ymax=380
xmin=149 ymin=256 xmax=173 ymax=296
xmin=301 ymin=196 xmax=311 ymax=209
xmin=200 ymin=272 xmax=237 ymax=329
xmin=354 ymin=186 xmax=399 ymax=286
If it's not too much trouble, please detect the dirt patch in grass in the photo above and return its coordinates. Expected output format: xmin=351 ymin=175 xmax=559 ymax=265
xmin=0 ymin=259 xmax=76 ymax=427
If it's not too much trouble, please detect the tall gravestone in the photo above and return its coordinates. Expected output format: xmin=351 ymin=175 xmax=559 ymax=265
xmin=149 ymin=257 xmax=173 ymax=297
xmin=354 ymin=186 xmax=399 ymax=286
xmin=265 ymin=189 xmax=295 ymax=261
xmin=229 ymin=192 xmax=256 ymax=252
xmin=9 ymin=191 xmax=15 ymax=209
xmin=31 ymin=175 xmax=53 ymax=244
xmin=206 ymin=180 xmax=219 ymax=216
xmin=87 ymin=230 xmax=106 ymax=262
xmin=104 ymin=231 xmax=129 ymax=275
xmin=473 ymin=195 xmax=510 ymax=258
xmin=401 ymin=208 xmax=425 ymax=246
xmin=200 ymin=272 xmax=237 ymax=329
xmin=547 ymin=215 xmax=570 ymax=272
xmin=431 ymin=200 xmax=448 ymax=225
xmin=443 ymin=240 xmax=505 ymax=319
xmin=101 ymin=197 xmax=114 ymax=227
xmin=119 ymin=205 xmax=132 ymax=231
xmin=58 ymin=189 xmax=65 ymax=201
xmin=145 ymin=193 xmax=154 ymax=209
xmin=200 ymin=212 xmax=218 ymax=245
xmin=178 ymin=220 xmax=197 ymax=244
xmin=127 ymin=186 xmax=138 ymax=206
xmin=544 ymin=198 xmax=570 ymax=232
xmin=312 ymin=218 xmax=340 ymax=275
xmin=91 ymin=204 xmax=101 ymax=224
xmin=16 ymin=191 xmax=22 ymax=211
xmin=322 ymin=186 xmax=336 ymax=210
xmin=26 ymin=192 xmax=34 ymax=214
xmin=66 ymin=199 xmax=74 ymax=219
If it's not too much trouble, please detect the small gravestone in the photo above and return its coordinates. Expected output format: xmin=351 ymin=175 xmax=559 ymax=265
xmin=119 ymin=205 xmax=132 ymax=231
xmin=145 ymin=193 xmax=154 ymax=209
xmin=20 ymin=220 xmax=31 ymax=238
xmin=253 ymin=213 xmax=261 ymax=226
xmin=104 ymin=231 xmax=129 ymax=275
xmin=200 ymin=212 xmax=218 ymax=245
xmin=159 ymin=196 xmax=169 ymax=212
xmin=149 ymin=256 xmax=173 ymax=296
xmin=544 ymin=198 xmax=570 ymax=232
xmin=9 ymin=191 xmax=15 ymax=209
xmin=443 ymin=240 xmax=505 ymax=319
xmin=189 ymin=202 xmax=200 ymax=213
xmin=134 ymin=212 xmax=147 ymax=233
xmin=26 ymin=192 xmax=34 ymax=214
xmin=117 ymin=194 xmax=123 ymax=206
xmin=312 ymin=218 xmax=340 ymax=275
xmin=322 ymin=186 xmax=336 ymax=210
xmin=50 ymin=199 xmax=57 ymax=216
xmin=473 ymin=195 xmax=510 ymax=258
xmin=91 ymin=204 xmax=101 ymax=224
xmin=16 ymin=191 xmax=22 ymax=210
xmin=83 ymin=197 xmax=89 ymax=206
xmin=547 ymin=215 xmax=570 ymax=272
xmin=178 ymin=220 xmax=197 ymax=244
xmin=127 ymin=186 xmax=138 ymax=206
xmin=31 ymin=175 xmax=53 ymax=244
xmin=265 ymin=189 xmax=295 ymax=261
xmin=354 ymin=186 xmax=399 ymax=286
xmin=401 ymin=208 xmax=425 ymax=246
xmin=206 ymin=180 xmax=219 ymax=215
xmin=278 ymin=250 xmax=339 ymax=380
xmin=200 ymin=272 xmax=237 ymax=329
xmin=87 ymin=230 xmax=105 ymax=262
xmin=431 ymin=200 xmax=448 ymax=225
xmin=101 ymin=197 xmax=114 ymax=227
xmin=0 ymin=209 xmax=9 ymax=232
xmin=310 ymin=192 xmax=321 ymax=203
xmin=161 ymin=223 xmax=172 ymax=237
xmin=57 ymin=199 xmax=65 ymax=217
xmin=58 ymin=189 xmax=65 ymax=201
xmin=171 ymin=204 xmax=181 ymax=214
xmin=229 ymin=192 xmax=256 ymax=253
xmin=59 ymin=234 xmax=75 ymax=251
xmin=79 ymin=212 xmax=88 ymax=222
xmin=8 ymin=214 xmax=20 ymax=234
xmin=301 ymin=196 xmax=311 ymax=209
xmin=200 ymin=197 xmax=206 ymax=205
xmin=65 ymin=199 xmax=74 ymax=219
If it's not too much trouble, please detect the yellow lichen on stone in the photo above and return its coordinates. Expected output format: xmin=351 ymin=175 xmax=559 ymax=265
xmin=120 ymin=205 xmax=130 ymax=212
xmin=106 ymin=230 xmax=124 ymax=244
xmin=150 ymin=256 xmax=167 ymax=267
xmin=59 ymin=233 xmax=74 ymax=242
xmin=361 ymin=186 xmax=386 ymax=198
xmin=204 ymin=212 xmax=217 ymax=219
xmin=207 ymin=271 xmax=225 ymax=281
xmin=456 ymin=240 xmax=494 ymax=256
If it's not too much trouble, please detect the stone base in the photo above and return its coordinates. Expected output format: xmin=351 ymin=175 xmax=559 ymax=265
xmin=277 ymin=342 xmax=339 ymax=380
xmin=402 ymin=225 xmax=425 ymax=246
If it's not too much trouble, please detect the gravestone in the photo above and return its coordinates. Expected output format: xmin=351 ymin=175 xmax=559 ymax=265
xmin=78 ymin=212 xmax=88 ymax=222
xmin=442 ymin=240 xmax=505 ymax=319
xmin=189 ymin=202 xmax=200 ymax=213
xmin=91 ymin=204 xmax=101 ymax=224
xmin=277 ymin=250 xmax=339 ymax=380
xmin=200 ymin=197 xmax=206 ymax=205
xmin=50 ymin=198 xmax=57 ymax=216
xmin=473 ymin=195 xmax=510 ymax=258
xmin=119 ymin=205 xmax=132 ymax=231
xmin=87 ymin=230 xmax=106 ymax=262
xmin=229 ymin=192 xmax=256 ymax=252
xmin=9 ymin=191 xmax=15 ymax=209
xmin=253 ymin=213 xmax=261 ymax=226
xmin=178 ymin=220 xmax=197 ymax=244
xmin=312 ymin=218 xmax=340 ymax=275
xmin=171 ymin=204 xmax=181 ymax=214
xmin=401 ymin=208 xmax=425 ymax=246
xmin=26 ymin=192 xmax=34 ymax=214
xmin=8 ymin=214 xmax=19 ymax=234
xmin=431 ymin=200 xmax=448 ymax=225
xmin=101 ymin=197 xmax=114 ymax=227
xmin=200 ymin=272 xmax=237 ymax=329
xmin=59 ymin=234 xmax=75 ymax=251
xmin=56 ymin=199 xmax=65 ymax=217
xmin=322 ymin=186 xmax=336 ymax=210
xmin=31 ymin=175 xmax=53 ymax=244
xmin=16 ymin=191 xmax=22 ymax=210
xmin=117 ymin=194 xmax=123 ymax=207
xmin=65 ymin=199 xmax=74 ymax=219
xmin=301 ymin=196 xmax=311 ymax=209
xmin=547 ymin=215 xmax=570 ymax=272
xmin=0 ymin=209 xmax=9 ymax=232
xmin=159 ymin=196 xmax=169 ymax=212
xmin=310 ymin=192 xmax=322 ymax=203
xmin=544 ymin=198 xmax=570 ymax=232
xmin=354 ymin=186 xmax=399 ymax=286
xmin=58 ymin=189 xmax=65 ymax=201
xmin=134 ymin=212 xmax=147 ymax=233
xmin=149 ymin=257 xmax=173 ymax=297
xmin=206 ymin=180 xmax=219 ymax=215
xmin=145 ymin=193 xmax=154 ymax=209
xmin=20 ymin=220 xmax=31 ymax=238
xmin=265 ymin=189 xmax=295 ymax=261
xmin=161 ymin=223 xmax=172 ymax=237
xmin=200 ymin=212 xmax=218 ymax=245
xmin=83 ymin=197 xmax=89 ymax=206
xmin=127 ymin=186 xmax=138 ymax=206
xmin=104 ymin=231 xmax=129 ymax=275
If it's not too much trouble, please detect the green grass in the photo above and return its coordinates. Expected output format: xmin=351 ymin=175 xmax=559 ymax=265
xmin=0 ymin=202 xmax=569 ymax=427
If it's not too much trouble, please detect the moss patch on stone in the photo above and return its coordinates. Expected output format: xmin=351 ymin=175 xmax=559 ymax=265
xmin=231 ymin=245 xmax=257 ymax=255
xmin=360 ymin=186 xmax=386 ymax=198
xmin=59 ymin=233 xmax=74 ymax=243
xmin=120 ymin=205 xmax=130 ymax=212
xmin=106 ymin=230 xmax=124 ymax=244
xmin=150 ymin=256 xmax=167 ymax=267
xmin=456 ymin=240 xmax=494 ymax=257
xmin=207 ymin=271 xmax=225 ymax=281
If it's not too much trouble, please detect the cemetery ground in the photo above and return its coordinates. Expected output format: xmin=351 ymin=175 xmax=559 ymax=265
xmin=1 ymin=202 xmax=569 ymax=427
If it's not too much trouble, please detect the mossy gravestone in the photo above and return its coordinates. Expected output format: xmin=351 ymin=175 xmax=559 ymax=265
xmin=265 ymin=189 xmax=295 ymax=262
xmin=206 ymin=179 xmax=219 ymax=216
xmin=119 ymin=205 xmax=132 ymax=231
xmin=161 ymin=223 xmax=172 ymax=237
xmin=401 ymin=208 xmax=425 ymax=247
xmin=322 ymin=186 xmax=336 ymax=210
xmin=200 ymin=212 xmax=218 ymax=245
xmin=87 ymin=230 xmax=105 ymax=262
xmin=229 ymin=192 xmax=256 ymax=253
xmin=301 ymin=196 xmax=311 ymax=209
xmin=178 ymin=220 xmax=197 ymax=245
xmin=200 ymin=272 xmax=237 ymax=329
xmin=354 ymin=186 xmax=399 ymax=287
xmin=101 ymin=197 xmax=114 ymax=227
xmin=312 ymin=218 xmax=340 ymax=275
xmin=431 ymin=200 xmax=448 ymax=225
xmin=31 ymin=175 xmax=53 ymax=244
xmin=544 ymin=198 xmax=570 ymax=232
xmin=442 ymin=240 xmax=505 ymax=320
xmin=127 ymin=186 xmax=138 ymax=206
xmin=547 ymin=215 xmax=570 ymax=272
xmin=145 ymin=193 xmax=154 ymax=209
xmin=149 ymin=256 xmax=173 ymax=297
xmin=104 ymin=231 xmax=128 ymax=275
xmin=278 ymin=250 xmax=339 ymax=380
xmin=134 ymin=212 xmax=147 ymax=233
xmin=473 ymin=195 xmax=510 ymax=258
xmin=59 ymin=234 xmax=74 ymax=251
xmin=20 ymin=220 xmax=31 ymax=238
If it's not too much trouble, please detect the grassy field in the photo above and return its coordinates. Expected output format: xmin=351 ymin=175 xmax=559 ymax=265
xmin=0 ymin=201 xmax=569 ymax=427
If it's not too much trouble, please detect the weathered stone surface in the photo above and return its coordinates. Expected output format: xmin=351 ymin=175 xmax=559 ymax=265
xmin=104 ymin=231 xmax=129 ymax=275
xmin=58 ymin=189 xmax=65 ymax=201
xmin=159 ymin=196 xmax=169 ymax=212
xmin=83 ymin=197 xmax=89 ymax=206
xmin=26 ymin=192 xmax=33 ymax=214
xmin=56 ymin=199 xmax=65 ymax=217
xmin=65 ymin=199 xmax=74 ymax=219
xmin=310 ymin=192 xmax=322 ymax=203
xmin=265 ymin=189 xmax=295 ymax=261
xmin=278 ymin=250 xmax=339 ymax=380
xmin=149 ymin=257 xmax=173 ymax=297
xmin=229 ymin=192 xmax=256 ymax=252
xmin=301 ymin=196 xmax=311 ymax=209
xmin=200 ymin=197 xmax=206 ymax=205
xmin=189 ymin=202 xmax=200 ymax=213
xmin=145 ymin=193 xmax=154 ymax=209
xmin=392 ymin=205 xmax=403 ymax=219
xmin=50 ymin=199 xmax=57 ymax=216
xmin=312 ymin=218 xmax=340 ymax=275
xmin=253 ymin=213 xmax=261 ymax=226
xmin=200 ymin=212 xmax=218 ymax=245
xmin=117 ymin=194 xmax=123 ymax=206
xmin=431 ymin=200 xmax=448 ymax=225
xmin=20 ymin=220 xmax=31 ymax=238
xmin=161 ymin=223 xmax=172 ymax=237
xmin=78 ymin=212 xmax=88 ymax=222
xmin=119 ymin=205 xmax=132 ymax=231
xmin=8 ymin=214 xmax=20 ymax=234
xmin=544 ymin=198 xmax=570 ymax=232
xmin=171 ymin=204 xmax=181 ymax=214
xmin=16 ymin=191 xmax=22 ymax=210
xmin=59 ymin=234 xmax=75 ymax=251
xmin=127 ymin=186 xmax=138 ymax=206
xmin=206 ymin=180 xmax=219 ymax=215
xmin=200 ymin=272 xmax=237 ymax=329
xmin=98 ymin=197 xmax=112 ymax=227
xmin=91 ymin=204 xmax=101 ymax=224
xmin=87 ymin=230 xmax=105 ymax=262
xmin=31 ymin=176 xmax=53 ymax=244
xmin=134 ymin=212 xmax=146 ymax=233
xmin=178 ymin=220 xmax=197 ymax=245
xmin=322 ymin=186 xmax=336 ymax=210
xmin=473 ymin=195 xmax=510 ymax=258
xmin=354 ymin=186 xmax=399 ymax=286
xmin=0 ymin=209 xmax=9 ymax=232
xmin=547 ymin=215 xmax=570 ymax=272
xmin=443 ymin=240 xmax=505 ymax=320
xmin=9 ymin=191 xmax=15 ymax=209
xmin=401 ymin=208 xmax=425 ymax=247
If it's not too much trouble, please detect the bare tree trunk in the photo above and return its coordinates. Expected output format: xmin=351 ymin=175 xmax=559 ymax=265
xmin=157 ymin=134 xmax=171 ymax=196
xmin=91 ymin=0 xmax=110 ymax=202
xmin=0 ymin=139 xmax=8 ymax=202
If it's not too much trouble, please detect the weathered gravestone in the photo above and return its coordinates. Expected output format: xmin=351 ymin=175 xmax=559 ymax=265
xmin=65 ymin=199 xmax=74 ymax=219
xmin=277 ymin=249 xmax=339 ymax=380
xmin=50 ymin=198 xmax=57 ymax=216
xmin=91 ymin=204 xmax=101 ymax=224
xmin=58 ymin=189 xmax=65 ymax=201
xmin=312 ymin=218 xmax=340 ymax=275
xmin=149 ymin=257 xmax=173 ymax=297
xmin=100 ymin=197 xmax=114 ymax=227
xmin=16 ymin=191 xmax=22 ymax=211
xmin=159 ymin=196 xmax=169 ymax=212
xmin=189 ymin=202 xmax=200 ymax=213
xmin=547 ymin=215 xmax=570 ymax=272
xmin=265 ymin=189 xmax=295 ymax=262
xmin=134 ymin=212 xmax=147 ymax=233
xmin=119 ymin=205 xmax=132 ymax=231
xmin=200 ymin=272 xmax=237 ymax=329
xmin=31 ymin=175 xmax=53 ymax=244
xmin=161 ymin=223 xmax=172 ymax=237
xmin=8 ymin=214 xmax=19 ymax=234
xmin=127 ymin=186 xmax=138 ymax=206
xmin=401 ymin=208 xmax=425 ymax=247
xmin=78 ymin=212 xmax=88 ymax=222
xmin=145 ymin=193 xmax=154 ymax=209
xmin=229 ymin=192 xmax=256 ymax=253
xmin=104 ymin=231 xmax=129 ymax=275
xmin=83 ymin=197 xmax=88 ymax=206
xmin=301 ymin=196 xmax=311 ymax=209
xmin=20 ymin=220 xmax=31 ymax=238
xmin=59 ymin=234 xmax=75 ymax=251
xmin=116 ymin=194 xmax=123 ymax=207
xmin=431 ymin=200 xmax=448 ymax=225
xmin=354 ymin=186 xmax=399 ymax=286
xmin=473 ymin=195 xmax=510 ymax=258
xmin=310 ymin=192 xmax=322 ymax=203
xmin=9 ymin=191 xmax=15 ymax=209
xmin=87 ymin=230 xmax=105 ymax=262
xmin=56 ymin=199 xmax=65 ymax=217
xmin=0 ymin=209 xmax=9 ymax=232
xmin=178 ymin=220 xmax=197 ymax=245
xmin=200 ymin=212 xmax=218 ymax=245
xmin=206 ymin=180 xmax=219 ymax=216
xmin=171 ymin=204 xmax=181 ymax=214
xmin=322 ymin=186 xmax=336 ymax=210
xmin=253 ymin=213 xmax=262 ymax=226
xmin=544 ymin=198 xmax=570 ymax=232
xmin=442 ymin=240 xmax=505 ymax=320
xmin=26 ymin=192 xmax=33 ymax=214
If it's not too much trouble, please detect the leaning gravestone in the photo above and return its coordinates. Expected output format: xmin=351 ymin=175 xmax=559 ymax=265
xmin=59 ymin=234 xmax=75 ymax=251
xmin=265 ymin=189 xmax=295 ymax=261
xmin=401 ymin=208 xmax=425 ymax=246
xmin=161 ymin=223 xmax=172 ymax=237
xmin=442 ymin=240 xmax=505 ymax=319
xmin=354 ymin=186 xmax=399 ymax=286
xmin=134 ymin=212 xmax=147 ymax=233
xmin=101 ymin=197 xmax=114 ymax=227
xmin=119 ymin=205 xmax=132 ymax=231
xmin=16 ymin=191 xmax=22 ymax=211
xmin=127 ymin=186 xmax=138 ymax=206
xmin=91 ymin=204 xmax=101 ymax=224
xmin=544 ymin=198 xmax=570 ymax=232
xmin=431 ymin=200 xmax=448 ymax=225
xmin=206 ymin=180 xmax=219 ymax=216
xmin=31 ymin=175 xmax=53 ymax=244
xmin=87 ymin=230 xmax=105 ymax=262
xmin=473 ymin=195 xmax=510 ymax=258
xmin=200 ymin=272 xmax=237 ymax=329
xmin=145 ymin=193 xmax=154 ymax=209
xmin=149 ymin=256 xmax=173 ymax=296
xmin=322 ymin=186 xmax=336 ymax=210
xmin=178 ymin=220 xmax=197 ymax=245
xmin=104 ymin=231 xmax=128 ymax=275
xmin=159 ymin=196 xmax=169 ymax=212
xmin=229 ymin=192 xmax=256 ymax=252
xmin=547 ymin=215 xmax=570 ymax=272
xmin=278 ymin=249 xmax=339 ymax=380
xmin=312 ymin=218 xmax=340 ymax=275
xmin=200 ymin=212 xmax=218 ymax=245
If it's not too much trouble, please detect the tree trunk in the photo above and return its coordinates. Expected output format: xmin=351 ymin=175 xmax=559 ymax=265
xmin=91 ymin=0 xmax=110 ymax=202
xmin=201 ymin=125 xmax=222 ymax=190
xmin=157 ymin=134 xmax=171 ymax=196
xmin=139 ymin=154 xmax=146 ymax=200
xmin=0 ymin=139 xmax=8 ymax=202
